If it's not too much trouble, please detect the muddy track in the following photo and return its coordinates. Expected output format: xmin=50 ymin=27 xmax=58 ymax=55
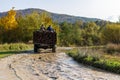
xmin=0 ymin=47 xmax=120 ymax=80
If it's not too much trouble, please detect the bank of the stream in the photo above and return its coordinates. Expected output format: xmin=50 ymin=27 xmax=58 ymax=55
xmin=67 ymin=48 xmax=120 ymax=74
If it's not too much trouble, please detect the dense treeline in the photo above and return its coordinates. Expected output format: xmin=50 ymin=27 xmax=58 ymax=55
xmin=59 ymin=21 xmax=101 ymax=46
xmin=0 ymin=8 xmax=120 ymax=46
xmin=0 ymin=8 xmax=59 ymax=43
xmin=59 ymin=21 xmax=120 ymax=46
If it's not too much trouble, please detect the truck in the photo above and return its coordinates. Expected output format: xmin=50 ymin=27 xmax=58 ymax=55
xmin=33 ymin=30 xmax=57 ymax=53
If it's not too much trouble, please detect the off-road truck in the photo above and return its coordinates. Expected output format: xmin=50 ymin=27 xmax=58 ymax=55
xmin=33 ymin=30 xmax=57 ymax=53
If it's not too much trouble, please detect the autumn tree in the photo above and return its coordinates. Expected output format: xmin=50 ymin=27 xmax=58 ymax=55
xmin=0 ymin=8 xmax=18 ymax=43
xmin=16 ymin=11 xmax=60 ymax=42
xmin=101 ymin=23 xmax=120 ymax=44
xmin=1 ymin=8 xmax=17 ymax=30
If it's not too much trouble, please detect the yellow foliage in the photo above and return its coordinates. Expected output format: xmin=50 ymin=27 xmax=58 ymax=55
xmin=40 ymin=12 xmax=52 ymax=27
xmin=1 ymin=8 xmax=18 ymax=30
xmin=39 ymin=12 xmax=60 ymax=33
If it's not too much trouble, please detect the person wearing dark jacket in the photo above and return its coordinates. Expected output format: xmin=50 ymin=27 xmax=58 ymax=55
xmin=47 ymin=25 xmax=54 ymax=32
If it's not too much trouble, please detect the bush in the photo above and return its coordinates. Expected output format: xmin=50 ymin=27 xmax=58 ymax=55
xmin=94 ymin=60 xmax=120 ymax=74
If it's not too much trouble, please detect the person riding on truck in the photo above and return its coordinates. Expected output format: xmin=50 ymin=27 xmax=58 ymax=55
xmin=40 ymin=24 xmax=46 ymax=31
xmin=47 ymin=25 xmax=54 ymax=32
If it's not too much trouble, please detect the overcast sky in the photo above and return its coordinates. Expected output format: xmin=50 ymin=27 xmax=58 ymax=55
xmin=0 ymin=0 xmax=120 ymax=22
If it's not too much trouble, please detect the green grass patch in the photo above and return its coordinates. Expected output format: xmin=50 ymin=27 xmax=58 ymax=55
xmin=67 ymin=48 xmax=120 ymax=74
xmin=0 ymin=43 xmax=33 ymax=51
xmin=0 ymin=43 xmax=33 ymax=58
xmin=0 ymin=51 xmax=17 ymax=58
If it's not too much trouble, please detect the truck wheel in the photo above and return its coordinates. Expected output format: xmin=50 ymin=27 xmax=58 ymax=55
xmin=34 ymin=45 xmax=38 ymax=53
xmin=52 ymin=46 xmax=56 ymax=52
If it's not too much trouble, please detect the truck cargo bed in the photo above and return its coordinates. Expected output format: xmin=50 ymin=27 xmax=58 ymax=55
xmin=33 ymin=30 xmax=57 ymax=52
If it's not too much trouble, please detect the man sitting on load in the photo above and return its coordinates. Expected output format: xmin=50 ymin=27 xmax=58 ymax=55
xmin=40 ymin=24 xmax=46 ymax=31
xmin=47 ymin=25 xmax=54 ymax=32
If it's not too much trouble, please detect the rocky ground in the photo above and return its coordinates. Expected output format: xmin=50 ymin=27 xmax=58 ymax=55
xmin=0 ymin=47 xmax=120 ymax=80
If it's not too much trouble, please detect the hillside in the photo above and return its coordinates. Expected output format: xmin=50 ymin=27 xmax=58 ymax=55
xmin=0 ymin=8 xmax=101 ymax=23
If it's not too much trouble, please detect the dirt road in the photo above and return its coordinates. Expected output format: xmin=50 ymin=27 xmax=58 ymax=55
xmin=0 ymin=47 xmax=120 ymax=80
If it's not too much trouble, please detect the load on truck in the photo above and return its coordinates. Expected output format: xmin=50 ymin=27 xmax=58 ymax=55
xmin=33 ymin=30 xmax=57 ymax=53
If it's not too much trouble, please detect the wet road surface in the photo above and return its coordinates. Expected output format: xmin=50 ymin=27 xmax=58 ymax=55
xmin=0 ymin=47 xmax=120 ymax=80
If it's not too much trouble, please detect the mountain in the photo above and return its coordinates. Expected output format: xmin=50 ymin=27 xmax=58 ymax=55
xmin=106 ymin=15 xmax=119 ymax=22
xmin=0 ymin=8 xmax=102 ymax=23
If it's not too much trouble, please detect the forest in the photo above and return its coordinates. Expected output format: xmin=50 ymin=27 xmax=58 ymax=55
xmin=0 ymin=8 xmax=120 ymax=46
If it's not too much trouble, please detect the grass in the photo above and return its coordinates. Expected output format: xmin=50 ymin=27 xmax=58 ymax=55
xmin=0 ymin=43 xmax=33 ymax=51
xmin=0 ymin=51 xmax=17 ymax=58
xmin=0 ymin=43 xmax=33 ymax=58
xmin=106 ymin=43 xmax=120 ymax=54
xmin=66 ymin=47 xmax=120 ymax=74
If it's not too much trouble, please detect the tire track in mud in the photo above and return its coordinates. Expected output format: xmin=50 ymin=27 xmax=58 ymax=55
xmin=8 ymin=54 xmax=29 ymax=80
xmin=9 ymin=64 xmax=23 ymax=80
xmin=0 ymin=54 xmax=29 ymax=80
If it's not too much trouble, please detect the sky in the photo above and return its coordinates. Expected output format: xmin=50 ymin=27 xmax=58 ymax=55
xmin=0 ymin=0 xmax=120 ymax=22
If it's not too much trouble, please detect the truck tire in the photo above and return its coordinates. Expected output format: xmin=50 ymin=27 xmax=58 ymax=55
xmin=52 ymin=45 xmax=56 ymax=52
xmin=34 ymin=44 xmax=38 ymax=53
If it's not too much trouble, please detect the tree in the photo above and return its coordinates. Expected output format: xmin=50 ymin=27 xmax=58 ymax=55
xmin=39 ymin=12 xmax=52 ymax=27
xmin=72 ymin=21 xmax=83 ymax=45
xmin=101 ymin=24 xmax=120 ymax=44
xmin=0 ymin=8 xmax=18 ymax=43
xmin=58 ymin=21 xmax=83 ymax=46
xmin=82 ymin=22 xmax=101 ymax=45
xmin=0 ymin=8 xmax=17 ymax=30
xmin=59 ymin=22 xmax=71 ymax=46
xmin=16 ymin=11 xmax=60 ymax=42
